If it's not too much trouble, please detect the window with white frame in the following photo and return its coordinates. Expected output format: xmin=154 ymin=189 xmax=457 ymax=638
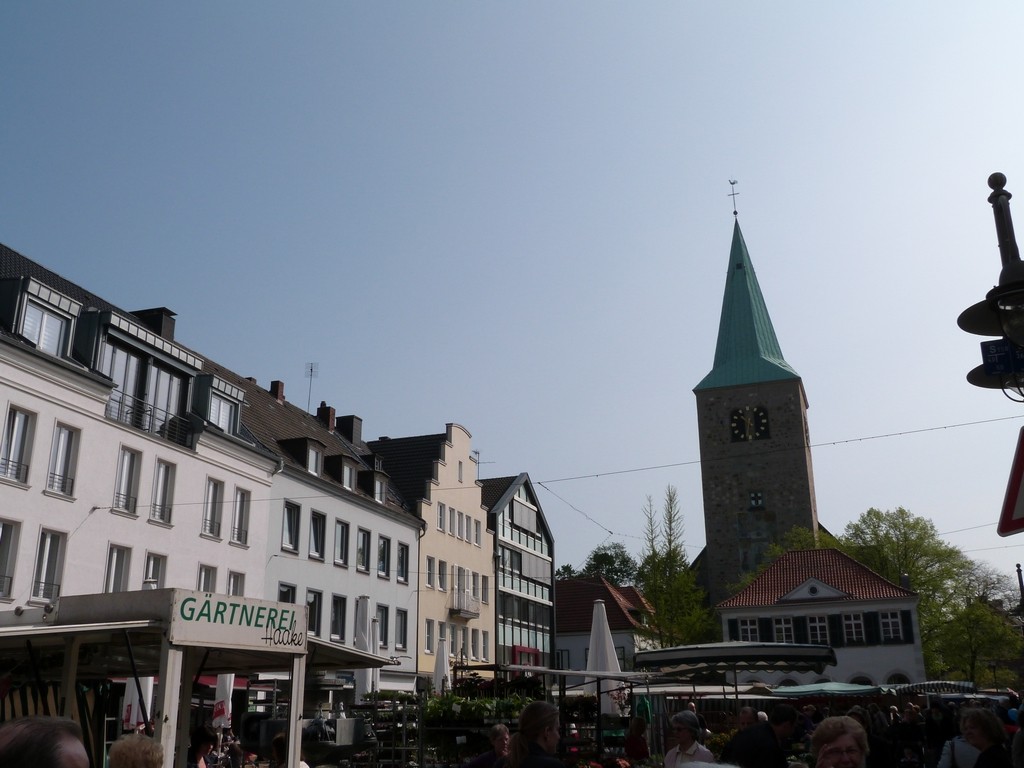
xmin=461 ymin=627 xmax=469 ymax=659
xmin=374 ymin=477 xmax=385 ymax=503
xmin=449 ymin=507 xmax=456 ymax=535
xmin=449 ymin=624 xmax=456 ymax=653
xmin=307 ymin=590 xmax=323 ymax=637
xmin=458 ymin=512 xmax=464 ymax=540
xmin=808 ymin=615 xmax=829 ymax=645
xmin=395 ymin=608 xmax=408 ymax=650
xmin=227 ymin=571 xmax=245 ymax=596
xmin=438 ymin=560 xmax=448 ymax=591
xmin=47 ymin=424 xmax=77 ymax=496
xmin=22 ymin=301 xmax=68 ymax=356
xmin=202 ymin=479 xmax=224 ymax=537
xmin=209 ymin=393 xmax=236 ymax=433
xmin=773 ymin=617 xmax=794 ymax=643
xmin=376 ymin=605 xmax=389 ymax=648
xmin=309 ymin=512 xmax=326 ymax=560
xmin=144 ymin=552 xmax=166 ymax=589
xmin=342 ymin=464 xmax=355 ymax=490
xmin=437 ymin=502 xmax=445 ymax=530
xmin=426 ymin=556 xmax=435 ymax=588
xmin=397 ymin=543 xmax=409 ymax=583
xmin=282 ymin=502 xmax=300 ymax=552
xmin=482 ymin=575 xmax=489 ymax=604
xmin=438 ymin=620 xmax=447 ymax=648
xmin=151 ymin=461 xmax=174 ymax=523
xmin=881 ymin=611 xmax=903 ymax=642
xmin=0 ymin=520 xmax=18 ymax=598
xmin=278 ymin=583 xmax=296 ymax=603
xmin=307 ymin=446 xmax=322 ymax=475
xmin=356 ymin=529 xmax=370 ymax=571
xmin=331 ymin=595 xmax=347 ymax=641
xmin=105 ymin=545 xmax=131 ymax=593
xmin=425 ymin=618 xmax=435 ymax=653
xmin=33 ymin=532 xmax=63 ymax=606
xmin=197 ymin=564 xmax=216 ymax=592
xmin=113 ymin=447 xmax=141 ymax=514
xmin=231 ymin=489 xmax=250 ymax=545
xmin=843 ymin=613 xmax=865 ymax=644
xmin=472 ymin=571 xmax=479 ymax=598
xmin=1 ymin=407 xmax=33 ymax=483
xmin=474 ymin=519 xmax=481 ymax=546
xmin=482 ymin=630 xmax=490 ymax=661
xmin=334 ymin=520 xmax=349 ymax=566
xmin=458 ymin=460 xmax=463 ymax=482
xmin=471 ymin=628 xmax=480 ymax=659
xmin=738 ymin=618 xmax=759 ymax=641
xmin=377 ymin=536 xmax=391 ymax=578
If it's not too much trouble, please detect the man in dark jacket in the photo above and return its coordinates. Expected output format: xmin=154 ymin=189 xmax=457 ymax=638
xmin=721 ymin=704 xmax=799 ymax=768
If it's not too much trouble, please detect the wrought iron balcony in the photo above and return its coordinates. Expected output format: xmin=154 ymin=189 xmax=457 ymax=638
xmin=231 ymin=526 xmax=248 ymax=545
xmin=202 ymin=518 xmax=222 ymax=538
xmin=448 ymin=590 xmax=481 ymax=619
xmin=112 ymin=492 xmax=137 ymax=514
xmin=0 ymin=457 xmax=28 ymax=483
xmin=47 ymin=472 xmax=74 ymax=496
xmin=33 ymin=581 xmax=60 ymax=601
xmin=105 ymin=392 xmax=192 ymax=447
xmin=150 ymin=504 xmax=172 ymax=524
xmin=0 ymin=574 xmax=11 ymax=598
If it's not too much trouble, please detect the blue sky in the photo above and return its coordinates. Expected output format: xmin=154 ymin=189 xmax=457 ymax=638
xmin=4 ymin=3 xmax=1024 ymax=583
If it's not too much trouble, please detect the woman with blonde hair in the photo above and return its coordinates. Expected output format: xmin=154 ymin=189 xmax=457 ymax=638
xmin=109 ymin=733 xmax=163 ymax=768
xmin=959 ymin=708 xmax=1011 ymax=768
xmin=811 ymin=716 xmax=869 ymax=768
xmin=504 ymin=701 xmax=562 ymax=768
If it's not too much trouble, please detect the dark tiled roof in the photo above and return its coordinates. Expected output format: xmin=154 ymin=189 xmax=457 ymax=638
xmin=555 ymin=576 xmax=652 ymax=633
xmin=717 ymin=548 xmax=916 ymax=609
xmin=479 ymin=476 xmax=517 ymax=511
xmin=367 ymin=434 xmax=447 ymax=505
xmin=0 ymin=242 xmax=123 ymax=314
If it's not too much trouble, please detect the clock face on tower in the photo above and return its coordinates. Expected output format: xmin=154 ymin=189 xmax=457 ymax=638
xmin=730 ymin=406 xmax=770 ymax=442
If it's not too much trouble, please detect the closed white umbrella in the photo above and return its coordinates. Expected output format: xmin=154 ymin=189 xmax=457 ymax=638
xmin=585 ymin=600 xmax=621 ymax=717
xmin=213 ymin=673 xmax=234 ymax=728
xmin=433 ymin=638 xmax=450 ymax=693
xmin=353 ymin=596 xmax=372 ymax=703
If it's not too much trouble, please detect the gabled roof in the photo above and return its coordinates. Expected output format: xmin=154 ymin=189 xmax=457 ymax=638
xmin=556 ymin=576 xmax=653 ymax=634
xmin=368 ymin=433 xmax=448 ymax=505
xmin=694 ymin=220 xmax=800 ymax=391
xmin=480 ymin=476 xmax=517 ymax=511
xmin=717 ymin=548 xmax=916 ymax=609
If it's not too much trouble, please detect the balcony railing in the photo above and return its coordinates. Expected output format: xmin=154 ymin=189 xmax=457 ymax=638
xmin=449 ymin=590 xmax=481 ymax=618
xmin=33 ymin=581 xmax=60 ymax=601
xmin=0 ymin=574 xmax=11 ymax=598
xmin=0 ymin=457 xmax=28 ymax=483
xmin=150 ymin=504 xmax=172 ymax=524
xmin=202 ymin=518 xmax=222 ymax=538
xmin=105 ymin=393 xmax=192 ymax=447
xmin=112 ymin=492 xmax=137 ymax=514
xmin=231 ymin=526 xmax=248 ymax=545
xmin=47 ymin=472 xmax=74 ymax=496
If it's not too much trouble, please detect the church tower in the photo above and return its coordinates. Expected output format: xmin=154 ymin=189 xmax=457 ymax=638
xmin=693 ymin=220 xmax=819 ymax=606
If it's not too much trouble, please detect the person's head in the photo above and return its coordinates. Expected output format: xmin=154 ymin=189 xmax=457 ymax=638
xmin=960 ymin=707 xmax=1007 ymax=751
xmin=737 ymin=707 xmax=757 ymax=730
xmin=845 ymin=706 xmax=869 ymax=733
xmin=0 ymin=716 xmax=89 ymax=768
xmin=628 ymin=717 xmax=647 ymax=738
xmin=508 ymin=701 xmax=559 ymax=767
xmin=489 ymin=724 xmax=510 ymax=756
xmin=811 ymin=716 xmax=868 ymax=768
xmin=670 ymin=710 xmax=701 ymax=748
xmin=769 ymin=704 xmax=799 ymax=739
xmin=109 ymin=733 xmax=163 ymax=768
xmin=271 ymin=733 xmax=288 ymax=764
xmin=189 ymin=725 xmax=218 ymax=760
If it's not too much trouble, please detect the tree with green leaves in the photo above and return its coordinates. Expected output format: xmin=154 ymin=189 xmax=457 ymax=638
xmin=578 ymin=542 xmax=638 ymax=587
xmin=634 ymin=485 xmax=716 ymax=646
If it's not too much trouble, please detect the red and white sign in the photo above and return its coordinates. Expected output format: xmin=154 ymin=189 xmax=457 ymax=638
xmin=998 ymin=426 xmax=1024 ymax=536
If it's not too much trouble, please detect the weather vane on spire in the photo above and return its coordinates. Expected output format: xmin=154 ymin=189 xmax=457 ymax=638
xmin=728 ymin=179 xmax=739 ymax=217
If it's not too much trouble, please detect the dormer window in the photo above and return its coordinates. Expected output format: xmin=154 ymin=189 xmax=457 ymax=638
xmin=374 ymin=477 xmax=386 ymax=503
xmin=308 ymin=447 xmax=322 ymax=475
xmin=209 ymin=394 xmax=236 ymax=432
xmin=23 ymin=302 xmax=68 ymax=356
xmin=342 ymin=464 xmax=355 ymax=489
xmin=193 ymin=375 xmax=243 ymax=436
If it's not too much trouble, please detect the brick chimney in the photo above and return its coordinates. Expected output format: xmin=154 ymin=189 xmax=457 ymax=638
xmin=338 ymin=415 xmax=362 ymax=444
xmin=316 ymin=401 xmax=336 ymax=432
xmin=132 ymin=307 xmax=177 ymax=340
xmin=270 ymin=380 xmax=285 ymax=403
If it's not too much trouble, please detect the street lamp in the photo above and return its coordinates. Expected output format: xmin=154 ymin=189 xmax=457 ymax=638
xmin=959 ymin=173 xmax=1024 ymax=400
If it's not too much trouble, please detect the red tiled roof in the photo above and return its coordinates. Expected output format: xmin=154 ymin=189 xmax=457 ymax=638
xmin=556 ymin=577 xmax=652 ymax=633
xmin=717 ymin=548 xmax=916 ymax=609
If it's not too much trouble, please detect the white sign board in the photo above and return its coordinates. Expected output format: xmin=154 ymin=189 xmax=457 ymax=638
xmin=168 ymin=591 xmax=307 ymax=652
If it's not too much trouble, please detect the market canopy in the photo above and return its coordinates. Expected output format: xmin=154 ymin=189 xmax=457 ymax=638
xmin=889 ymin=681 xmax=977 ymax=695
xmin=771 ymin=682 xmax=882 ymax=698
xmin=634 ymin=641 xmax=837 ymax=678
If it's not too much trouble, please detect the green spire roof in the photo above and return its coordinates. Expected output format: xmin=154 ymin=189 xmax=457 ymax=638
xmin=694 ymin=219 xmax=799 ymax=391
